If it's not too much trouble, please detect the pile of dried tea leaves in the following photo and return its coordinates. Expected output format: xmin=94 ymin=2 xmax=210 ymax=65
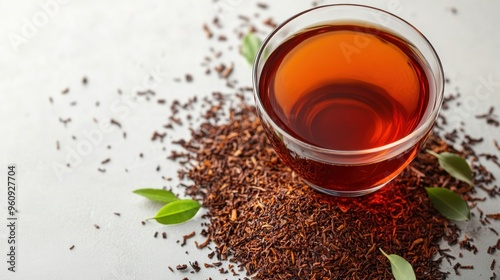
xmin=168 ymin=98 xmax=498 ymax=279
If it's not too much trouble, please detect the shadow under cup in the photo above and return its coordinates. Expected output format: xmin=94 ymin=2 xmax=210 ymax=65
xmin=252 ymin=5 xmax=444 ymax=197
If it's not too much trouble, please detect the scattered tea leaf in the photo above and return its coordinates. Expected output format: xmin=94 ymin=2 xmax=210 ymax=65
xmin=132 ymin=188 xmax=179 ymax=203
xmin=425 ymin=187 xmax=470 ymax=221
xmin=380 ymin=249 xmax=416 ymax=280
xmin=241 ymin=32 xmax=262 ymax=65
xmin=148 ymin=199 xmax=201 ymax=225
xmin=427 ymin=150 xmax=473 ymax=185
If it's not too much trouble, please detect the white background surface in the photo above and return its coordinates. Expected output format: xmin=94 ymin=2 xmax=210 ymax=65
xmin=1 ymin=0 xmax=499 ymax=279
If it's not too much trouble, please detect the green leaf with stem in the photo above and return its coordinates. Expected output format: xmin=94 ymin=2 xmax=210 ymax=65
xmin=425 ymin=187 xmax=470 ymax=221
xmin=132 ymin=188 xmax=179 ymax=204
xmin=148 ymin=199 xmax=201 ymax=225
xmin=241 ymin=32 xmax=262 ymax=66
xmin=426 ymin=150 xmax=473 ymax=185
xmin=380 ymin=249 xmax=416 ymax=280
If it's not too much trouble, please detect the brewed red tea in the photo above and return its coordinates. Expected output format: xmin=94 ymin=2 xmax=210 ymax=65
xmin=258 ymin=23 xmax=433 ymax=194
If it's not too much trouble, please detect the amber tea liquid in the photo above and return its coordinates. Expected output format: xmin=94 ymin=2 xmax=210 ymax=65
xmin=259 ymin=23 xmax=432 ymax=192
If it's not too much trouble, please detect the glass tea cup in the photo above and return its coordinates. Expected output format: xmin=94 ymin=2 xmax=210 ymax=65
xmin=252 ymin=4 xmax=444 ymax=197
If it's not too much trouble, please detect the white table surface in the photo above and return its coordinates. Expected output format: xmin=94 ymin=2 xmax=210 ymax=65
xmin=1 ymin=0 xmax=499 ymax=279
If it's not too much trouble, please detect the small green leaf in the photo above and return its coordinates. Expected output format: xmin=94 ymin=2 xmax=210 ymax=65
xmin=241 ymin=32 xmax=262 ymax=65
xmin=427 ymin=150 xmax=473 ymax=185
xmin=148 ymin=199 xmax=201 ymax=225
xmin=425 ymin=187 xmax=470 ymax=221
xmin=380 ymin=249 xmax=416 ymax=280
xmin=132 ymin=188 xmax=179 ymax=204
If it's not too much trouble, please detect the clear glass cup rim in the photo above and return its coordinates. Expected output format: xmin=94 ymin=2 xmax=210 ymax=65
xmin=252 ymin=3 xmax=445 ymax=156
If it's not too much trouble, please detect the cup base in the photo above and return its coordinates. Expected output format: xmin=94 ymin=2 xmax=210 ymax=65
xmin=304 ymin=180 xmax=389 ymax=197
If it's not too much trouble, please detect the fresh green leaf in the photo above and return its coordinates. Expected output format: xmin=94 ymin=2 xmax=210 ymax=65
xmin=132 ymin=188 xmax=179 ymax=204
xmin=426 ymin=150 xmax=473 ymax=185
xmin=148 ymin=199 xmax=201 ymax=225
xmin=425 ymin=187 xmax=470 ymax=221
xmin=241 ymin=32 xmax=262 ymax=65
xmin=380 ymin=249 xmax=416 ymax=280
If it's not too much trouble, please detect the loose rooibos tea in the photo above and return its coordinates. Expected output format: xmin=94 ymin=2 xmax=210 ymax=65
xmin=258 ymin=22 xmax=435 ymax=193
